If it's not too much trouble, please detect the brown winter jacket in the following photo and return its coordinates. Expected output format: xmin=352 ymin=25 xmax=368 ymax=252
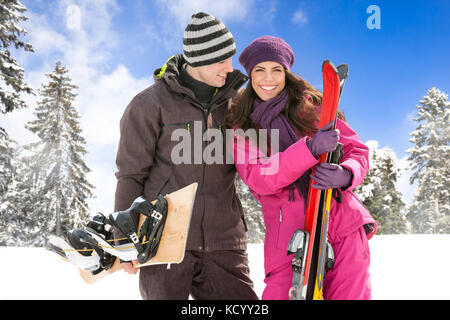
xmin=114 ymin=55 xmax=249 ymax=251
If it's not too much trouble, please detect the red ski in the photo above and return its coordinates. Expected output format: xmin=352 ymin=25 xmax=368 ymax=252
xmin=288 ymin=60 xmax=348 ymax=300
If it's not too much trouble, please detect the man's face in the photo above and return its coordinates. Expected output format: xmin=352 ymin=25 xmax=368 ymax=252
xmin=189 ymin=57 xmax=234 ymax=87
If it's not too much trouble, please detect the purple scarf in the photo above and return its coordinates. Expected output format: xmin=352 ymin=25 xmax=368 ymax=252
xmin=251 ymin=90 xmax=311 ymax=203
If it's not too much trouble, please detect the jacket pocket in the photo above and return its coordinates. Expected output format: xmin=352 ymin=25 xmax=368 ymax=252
xmin=161 ymin=121 xmax=194 ymax=164
xmin=162 ymin=121 xmax=192 ymax=132
xmin=275 ymin=203 xmax=305 ymax=252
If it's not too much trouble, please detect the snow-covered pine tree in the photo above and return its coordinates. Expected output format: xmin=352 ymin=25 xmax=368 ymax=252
xmin=0 ymin=0 xmax=34 ymax=114
xmin=0 ymin=147 xmax=48 ymax=246
xmin=355 ymin=147 xmax=408 ymax=234
xmin=0 ymin=128 xmax=17 ymax=198
xmin=5 ymin=62 xmax=95 ymax=246
xmin=235 ymin=175 xmax=265 ymax=243
xmin=0 ymin=0 xmax=33 ymax=207
xmin=374 ymin=147 xmax=408 ymax=233
xmin=354 ymin=148 xmax=378 ymax=204
xmin=0 ymin=129 xmax=19 ymax=245
xmin=406 ymin=87 xmax=450 ymax=233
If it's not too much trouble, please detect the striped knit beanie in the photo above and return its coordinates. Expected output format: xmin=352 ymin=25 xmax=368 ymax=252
xmin=183 ymin=12 xmax=236 ymax=67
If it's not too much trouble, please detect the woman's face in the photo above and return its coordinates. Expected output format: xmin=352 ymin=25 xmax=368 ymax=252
xmin=250 ymin=61 xmax=286 ymax=101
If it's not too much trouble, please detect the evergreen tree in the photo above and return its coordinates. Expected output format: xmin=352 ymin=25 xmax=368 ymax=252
xmin=0 ymin=128 xmax=17 ymax=198
xmin=406 ymin=87 xmax=450 ymax=233
xmin=354 ymin=149 xmax=378 ymax=204
xmin=235 ymin=175 xmax=265 ymax=243
xmin=0 ymin=148 xmax=48 ymax=246
xmin=0 ymin=0 xmax=33 ymax=208
xmin=0 ymin=0 xmax=34 ymax=114
xmin=355 ymin=147 xmax=408 ymax=234
xmin=0 ymin=129 xmax=18 ymax=245
xmin=3 ymin=62 xmax=94 ymax=246
xmin=373 ymin=148 xmax=408 ymax=234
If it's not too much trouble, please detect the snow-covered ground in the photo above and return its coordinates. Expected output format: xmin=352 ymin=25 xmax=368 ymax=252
xmin=1 ymin=234 xmax=449 ymax=300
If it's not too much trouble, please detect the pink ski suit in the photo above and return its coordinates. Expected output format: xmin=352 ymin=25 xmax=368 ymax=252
xmin=232 ymin=118 xmax=378 ymax=300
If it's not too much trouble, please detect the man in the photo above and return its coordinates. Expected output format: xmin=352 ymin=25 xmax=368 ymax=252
xmin=114 ymin=12 xmax=258 ymax=300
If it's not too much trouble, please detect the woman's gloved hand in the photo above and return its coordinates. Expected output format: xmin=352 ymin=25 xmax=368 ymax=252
xmin=306 ymin=121 xmax=340 ymax=158
xmin=310 ymin=163 xmax=353 ymax=190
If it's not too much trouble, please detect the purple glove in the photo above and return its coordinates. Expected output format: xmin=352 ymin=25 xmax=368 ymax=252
xmin=310 ymin=163 xmax=353 ymax=190
xmin=306 ymin=121 xmax=339 ymax=158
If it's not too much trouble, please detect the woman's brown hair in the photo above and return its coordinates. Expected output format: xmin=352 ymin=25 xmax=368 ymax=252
xmin=226 ymin=69 xmax=345 ymax=136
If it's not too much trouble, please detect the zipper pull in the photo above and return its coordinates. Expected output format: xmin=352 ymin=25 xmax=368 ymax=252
xmin=280 ymin=208 xmax=282 ymax=222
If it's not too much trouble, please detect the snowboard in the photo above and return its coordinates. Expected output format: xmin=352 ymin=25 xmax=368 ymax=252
xmin=54 ymin=182 xmax=198 ymax=284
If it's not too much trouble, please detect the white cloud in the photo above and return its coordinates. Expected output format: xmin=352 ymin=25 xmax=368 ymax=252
xmin=292 ymin=8 xmax=308 ymax=25
xmin=78 ymin=64 xmax=152 ymax=147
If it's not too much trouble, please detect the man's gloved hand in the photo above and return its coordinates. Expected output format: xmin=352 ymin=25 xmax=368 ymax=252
xmin=306 ymin=121 xmax=340 ymax=158
xmin=310 ymin=163 xmax=353 ymax=190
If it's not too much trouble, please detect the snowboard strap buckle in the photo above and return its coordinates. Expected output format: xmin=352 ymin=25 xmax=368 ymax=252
xmin=108 ymin=195 xmax=168 ymax=264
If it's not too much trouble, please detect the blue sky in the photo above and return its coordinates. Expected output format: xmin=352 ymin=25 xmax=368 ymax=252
xmin=3 ymin=0 xmax=449 ymax=210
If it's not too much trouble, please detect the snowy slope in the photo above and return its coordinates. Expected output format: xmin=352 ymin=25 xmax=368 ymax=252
xmin=0 ymin=234 xmax=449 ymax=300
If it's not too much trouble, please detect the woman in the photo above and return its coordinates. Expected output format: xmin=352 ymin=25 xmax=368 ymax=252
xmin=227 ymin=36 xmax=377 ymax=300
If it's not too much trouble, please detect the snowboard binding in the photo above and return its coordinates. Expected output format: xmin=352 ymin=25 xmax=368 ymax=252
xmin=48 ymin=194 xmax=169 ymax=271
xmin=108 ymin=194 xmax=168 ymax=264
xmin=47 ymin=214 xmax=116 ymax=275
xmin=288 ymin=230 xmax=309 ymax=300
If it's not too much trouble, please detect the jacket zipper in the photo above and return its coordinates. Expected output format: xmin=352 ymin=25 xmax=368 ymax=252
xmin=199 ymin=106 xmax=210 ymax=250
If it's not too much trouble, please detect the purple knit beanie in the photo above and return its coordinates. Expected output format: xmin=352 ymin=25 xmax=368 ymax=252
xmin=239 ymin=35 xmax=295 ymax=76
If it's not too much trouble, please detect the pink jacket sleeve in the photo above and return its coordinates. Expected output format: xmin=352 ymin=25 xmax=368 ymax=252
xmin=335 ymin=118 xmax=370 ymax=191
xmin=233 ymin=118 xmax=369 ymax=196
xmin=233 ymin=132 xmax=319 ymax=196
